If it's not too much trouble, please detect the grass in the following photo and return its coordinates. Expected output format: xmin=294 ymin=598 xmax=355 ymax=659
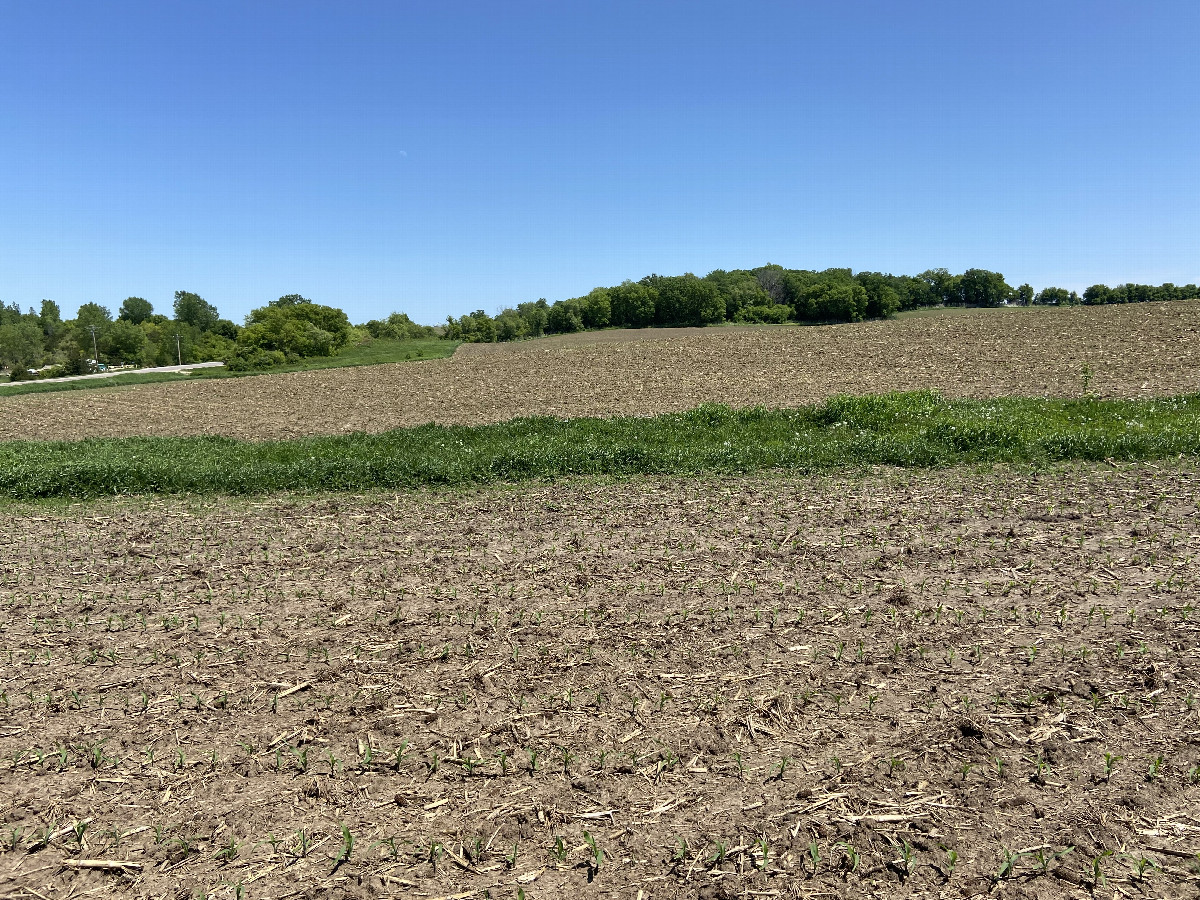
xmin=1 ymin=391 xmax=1199 ymax=500
xmin=0 ymin=338 xmax=458 ymax=398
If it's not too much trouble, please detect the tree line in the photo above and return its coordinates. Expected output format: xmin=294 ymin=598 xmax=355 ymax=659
xmin=3 ymin=266 xmax=1196 ymax=375
xmin=0 ymin=292 xmax=380 ymax=378
xmin=443 ymin=265 xmax=1200 ymax=343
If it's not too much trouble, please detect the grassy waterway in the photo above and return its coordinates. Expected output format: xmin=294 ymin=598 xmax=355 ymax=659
xmin=2 ymin=391 xmax=1198 ymax=499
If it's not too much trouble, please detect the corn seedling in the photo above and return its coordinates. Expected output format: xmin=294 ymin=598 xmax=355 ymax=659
xmin=1103 ymin=752 xmax=1121 ymax=779
xmin=583 ymin=830 xmax=605 ymax=881
xmin=997 ymin=847 xmax=1022 ymax=879
xmin=1146 ymin=754 xmax=1163 ymax=781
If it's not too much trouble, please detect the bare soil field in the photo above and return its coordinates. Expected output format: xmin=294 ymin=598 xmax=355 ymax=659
xmin=2 ymin=463 xmax=1198 ymax=898
xmin=2 ymin=302 xmax=1198 ymax=442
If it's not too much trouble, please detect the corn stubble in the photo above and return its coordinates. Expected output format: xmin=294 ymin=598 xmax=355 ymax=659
xmin=2 ymin=465 xmax=1199 ymax=895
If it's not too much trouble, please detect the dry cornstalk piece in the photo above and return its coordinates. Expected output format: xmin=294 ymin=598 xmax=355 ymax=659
xmin=61 ymin=859 xmax=143 ymax=871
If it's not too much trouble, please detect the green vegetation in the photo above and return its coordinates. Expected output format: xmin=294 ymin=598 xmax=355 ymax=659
xmin=226 ymin=295 xmax=355 ymax=371
xmin=0 ymin=291 xmax=240 ymax=380
xmin=2 ymin=391 xmax=1198 ymax=499
xmin=0 ymin=292 xmax=443 ymax=382
xmin=0 ymin=337 xmax=456 ymax=398
xmin=442 ymin=265 xmax=1199 ymax=342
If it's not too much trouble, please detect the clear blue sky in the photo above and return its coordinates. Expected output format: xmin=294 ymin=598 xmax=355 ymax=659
xmin=2 ymin=1 xmax=1197 ymax=325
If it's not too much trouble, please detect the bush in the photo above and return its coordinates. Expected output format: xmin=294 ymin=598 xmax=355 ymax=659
xmin=737 ymin=304 xmax=792 ymax=324
xmin=225 ymin=348 xmax=289 ymax=372
xmin=238 ymin=298 xmax=352 ymax=359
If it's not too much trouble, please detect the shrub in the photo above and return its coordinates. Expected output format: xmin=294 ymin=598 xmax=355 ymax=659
xmin=225 ymin=348 xmax=289 ymax=372
xmin=237 ymin=298 xmax=352 ymax=360
xmin=737 ymin=304 xmax=792 ymax=324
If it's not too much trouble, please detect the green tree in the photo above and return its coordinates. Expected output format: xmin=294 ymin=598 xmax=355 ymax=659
xmin=918 ymin=268 xmax=962 ymax=305
xmin=0 ymin=320 xmax=44 ymax=371
xmin=546 ymin=300 xmax=584 ymax=334
xmin=1082 ymin=284 xmax=1112 ymax=305
xmin=515 ymin=299 xmax=550 ymax=337
xmin=958 ymin=269 xmax=1012 ymax=307
xmin=101 ymin=319 xmax=147 ymax=363
xmin=444 ymin=310 xmax=497 ymax=343
xmin=118 ymin=296 xmax=155 ymax=324
xmin=1014 ymin=283 xmax=1035 ymax=306
xmin=1034 ymin=287 xmax=1071 ymax=305
xmin=39 ymin=299 xmax=61 ymax=330
xmin=75 ymin=302 xmax=113 ymax=329
xmin=238 ymin=300 xmax=352 ymax=357
xmin=854 ymin=272 xmax=901 ymax=319
xmin=608 ymin=281 xmax=656 ymax=328
xmin=651 ymin=274 xmax=724 ymax=326
xmin=579 ymin=288 xmax=612 ymax=329
xmin=494 ymin=309 xmax=528 ymax=342
xmin=364 ymin=311 xmax=435 ymax=341
xmin=173 ymin=291 xmax=220 ymax=330
xmin=271 ymin=293 xmax=311 ymax=307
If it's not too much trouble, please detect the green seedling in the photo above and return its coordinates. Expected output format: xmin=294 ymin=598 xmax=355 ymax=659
xmin=997 ymin=847 xmax=1021 ymax=879
xmin=214 ymin=835 xmax=240 ymax=863
xmin=1102 ymin=752 xmax=1121 ymax=779
xmin=334 ymin=825 xmax=354 ymax=867
xmin=754 ymin=835 xmax=770 ymax=872
xmin=1146 ymin=754 xmax=1163 ymax=781
xmin=944 ymin=848 xmax=959 ymax=878
xmin=837 ymin=842 xmax=860 ymax=872
xmin=583 ymin=830 xmax=605 ymax=880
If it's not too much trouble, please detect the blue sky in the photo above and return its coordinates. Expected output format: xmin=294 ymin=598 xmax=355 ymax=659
xmin=1 ymin=1 xmax=1197 ymax=324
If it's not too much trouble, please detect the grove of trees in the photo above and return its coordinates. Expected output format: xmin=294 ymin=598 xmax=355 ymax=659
xmin=0 ymin=291 xmax=368 ymax=378
xmin=442 ymin=265 xmax=1200 ymax=344
xmin=0 ymin=291 xmax=240 ymax=379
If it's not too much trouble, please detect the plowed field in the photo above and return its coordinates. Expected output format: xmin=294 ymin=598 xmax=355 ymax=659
xmin=3 ymin=464 xmax=1199 ymax=898
xmin=2 ymin=302 xmax=1198 ymax=442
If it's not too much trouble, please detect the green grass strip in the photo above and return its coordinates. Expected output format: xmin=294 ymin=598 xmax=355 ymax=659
xmin=2 ymin=391 xmax=1198 ymax=500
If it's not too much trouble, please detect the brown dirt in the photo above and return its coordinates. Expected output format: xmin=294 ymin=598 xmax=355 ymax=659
xmin=2 ymin=302 xmax=1199 ymax=442
xmin=2 ymin=463 xmax=1198 ymax=898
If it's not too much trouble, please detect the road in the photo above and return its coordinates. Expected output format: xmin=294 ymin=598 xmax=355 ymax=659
xmin=0 ymin=360 xmax=225 ymax=388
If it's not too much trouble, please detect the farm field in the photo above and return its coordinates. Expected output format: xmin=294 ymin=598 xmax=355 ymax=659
xmin=1 ymin=301 xmax=1198 ymax=442
xmin=2 ymin=464 xmax=1199 ymax=898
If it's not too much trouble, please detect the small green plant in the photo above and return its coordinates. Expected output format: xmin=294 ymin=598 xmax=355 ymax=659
xmin=1146 ymin=754 xmax=1163 ymax=781
xmin=997 ymin=847 xmax=1021 ymax=879
xmin=1102 ymin=752 xmax=1122 ymax=779
xmin=214 ymin=835 xmax=241 ymax=863
xmin=334 ymin=824 xmax=354 ymax=867
xmin=837 ymin=842 xmax=860 ymax=872
xmin=583 ymin=830 xmax=605 ymax=881
xmin=551 ymin=836 xmax=567 ymax=864
xmin=1031 ymin=846 xmax=1073 ymax=876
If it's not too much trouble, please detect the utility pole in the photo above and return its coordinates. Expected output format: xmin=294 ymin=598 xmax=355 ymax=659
xmin=174 ymin=334 xmax=183 ymax=366
xmin=87 ymin=325 xmax=99 ymax=362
